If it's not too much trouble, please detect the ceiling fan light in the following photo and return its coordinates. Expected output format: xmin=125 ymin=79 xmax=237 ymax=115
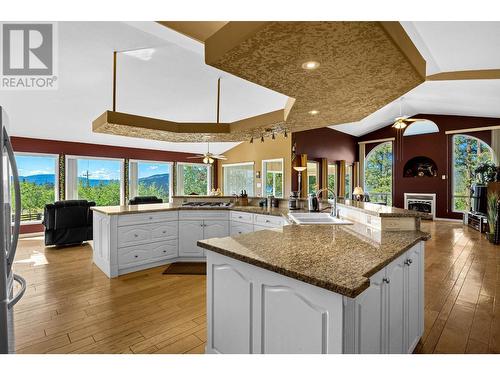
xmin=203 ymin=157 xmax=209 ymax=164
xmin=209 ymin=157 xmax=215 ymax=164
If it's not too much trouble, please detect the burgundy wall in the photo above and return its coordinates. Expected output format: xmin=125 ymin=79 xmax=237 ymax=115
xmin=12 ymin=137 xmax=200 ymax=234
xmin=291 ymin=127 xmax=358 ymax=191
xmin=359 ymin=114 xmax=499 ymax=219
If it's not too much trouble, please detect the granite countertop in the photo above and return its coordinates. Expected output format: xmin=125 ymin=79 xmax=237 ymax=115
xmin=337 ymin=199 xmax=430 ymax=218
xmin=197 ymin=225 xmax=430 ymax=298
xmin=91 ymin=203 xmax=301 ymax=217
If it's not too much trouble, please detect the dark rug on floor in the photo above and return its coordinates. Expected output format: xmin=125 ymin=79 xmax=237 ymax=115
xmin=163 ymin=262 xmax=206 ymax=275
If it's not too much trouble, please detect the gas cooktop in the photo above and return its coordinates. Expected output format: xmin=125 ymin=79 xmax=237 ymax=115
xmin=181 ymin=201 xmax=232 ymax=208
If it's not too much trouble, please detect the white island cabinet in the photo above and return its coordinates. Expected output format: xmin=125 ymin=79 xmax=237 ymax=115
xmin=204 ymin=241 xmax=425 ymax=354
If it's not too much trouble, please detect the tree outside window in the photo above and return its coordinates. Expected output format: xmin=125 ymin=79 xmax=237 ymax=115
xmin=364 ymin=142 xmax=393 ymax=205
xmin=453 ymin=134 xmax=495 ymax=212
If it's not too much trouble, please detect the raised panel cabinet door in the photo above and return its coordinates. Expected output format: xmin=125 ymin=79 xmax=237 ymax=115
xmin=203 ymin=220 xmax=230 ymax=239
xmin=406 ymin=244 xmax=423 ymax=353
xmin=150 ymin=221 xmax=178 ymax=241
xmin=354 ymin=270 xmax=385 ymax=354
xmin=210 ymin=263 xmax=253 ymax=354
xmin=118 ymin=244 xmax=152 ymax=267
xmin=117 ymin=225 xmax=150 ymax=247
xmin=178 ymin=220 xmax=204 ymax=257
xmin=151 ymin=240 xmax=178 ymax=260
xmin=385 ymin=254 xmax=406 ymax=354
xmin=230 ymin=222 xmax=254 ymax=236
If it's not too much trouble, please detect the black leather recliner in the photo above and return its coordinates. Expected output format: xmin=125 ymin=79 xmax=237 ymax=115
xmin=43 ymin=200 xmax=95 ymax=246
xmin=128 ymin=196 xmax=163 ymax=205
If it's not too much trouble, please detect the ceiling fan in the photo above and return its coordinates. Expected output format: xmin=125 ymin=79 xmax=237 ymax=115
xmin=186 ymin=142 xmax=227 ymax=164
xmin=392 ymin=97 xmax=427 ymax=129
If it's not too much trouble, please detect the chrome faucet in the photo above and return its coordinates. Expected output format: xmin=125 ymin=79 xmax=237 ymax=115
xmin=315 ymin=188 xmax=339 ymax=218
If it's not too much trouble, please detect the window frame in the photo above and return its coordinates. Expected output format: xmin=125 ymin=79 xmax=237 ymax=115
xmin=222 ymin=161 xmax=255 ymax=196
xmin=176 ymin=162 xmax=212 ymax=196
xmin=451 ymin=134 xmax=496 ymax=213
xmin=261 ymin=158 xmax=284 ymax=198
xmin=14 ymin=151 xmax=59 ymax=225
xmin=363 ymin=141 xmax=393 ymax=205
xmin=345 ymin=163 xmax=353 ymax=199
xmin=306 ymin=160 xmax=319 ymax=195
xmin=129 ymin=159 xmax=173 ymax=203
xmin=65 ymin=155 xmax=125 ymax=206
xmin=327 ymin=162 xmax=337 ymax=198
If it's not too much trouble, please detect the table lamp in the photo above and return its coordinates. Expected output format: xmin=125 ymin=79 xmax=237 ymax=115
xmin=353 ymin=186 xmax=365 ymax=201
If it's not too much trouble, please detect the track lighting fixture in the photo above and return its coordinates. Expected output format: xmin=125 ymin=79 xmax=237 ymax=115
xmin=261 ymin=135 xmax=264 ymax=143
xmin=272 ymin=133 xmax=275 ymax=140
xmin=284 ymin=130 xmax=288 ymax=138
xmin=250 ymin=137 xmax=253 ymax=144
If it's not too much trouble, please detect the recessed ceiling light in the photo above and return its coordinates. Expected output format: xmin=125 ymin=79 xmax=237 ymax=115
xmin=308 ymin=110 xmax=320 ymax=115
xmin=302 ymin=61 xmax=320 ymax=70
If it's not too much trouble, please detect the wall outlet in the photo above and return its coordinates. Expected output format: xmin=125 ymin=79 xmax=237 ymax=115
xmin=441 ymin=175 xmax=446 ymax=180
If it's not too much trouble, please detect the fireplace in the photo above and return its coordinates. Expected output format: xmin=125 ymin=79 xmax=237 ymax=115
xmin=404 ymin=193 xmax=436 ymax=219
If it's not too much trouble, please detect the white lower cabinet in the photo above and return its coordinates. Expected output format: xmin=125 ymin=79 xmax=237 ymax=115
xmin=230 ymin=222 xmax=254 ymax=236
xmin=179 ymin=221 xmax=205 ymax=257
xmin=343 ymin=242 xmax=425 ymax=354
xmin=179 ymin=211 xmax=230 ymax=258
xmin=207 ymin=242 xmax=425 ymax=354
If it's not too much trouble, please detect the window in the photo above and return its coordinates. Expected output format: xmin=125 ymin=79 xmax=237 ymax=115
xmin=307 ymin=161 xmax=319 ymax=195
xmin=14 ymin=153 xmax=58 ymax=223
xmin=262 ymin=159 xmax=284 ymax=198
xmin=327 ymin=163 xmax=337 ymax=199
xmin=345 ymin=164 xmax=353 ymax=199
xmin=364 ymin=142 xmax=393 ymax=205
xmin=66 ymin=156 xmax=123 ymax=206
xmin=129 ymin=160 xmax=172 ymax=203
xmin=452 ymin=134 xmax=495 ymax=212
xmin=176 ymin=163 xmax=211 ymax=195
xmin=222 ymin=162 xmax=254 ymax=196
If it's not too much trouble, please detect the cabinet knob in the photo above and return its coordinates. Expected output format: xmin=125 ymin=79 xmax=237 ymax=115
xmin=405 ymin=259 xmax=413 ymax=266
xmin=149 ymin=217 xmax=153 ymax=220
xmin=238 ymin=216 xmax=242 ymax=219
xmin=134 ymin=255 xmax=138 ymax=258
xmin=162 ymin=230 xmax=166 ymax=234
xmin=134 ymin=234 xmax=138 ymax=238
xmin=265 ymin=220 xmax=270 ymax=223
xmin=383 ymin=277 xmax=390 ymax=284
xmin=163 ymin=250 xmax=166 ymax=253
xmin=238 ymin=231 xmax=242 ymax=234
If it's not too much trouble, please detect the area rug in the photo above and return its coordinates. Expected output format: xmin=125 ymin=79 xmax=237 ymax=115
xmin=163 ymin=262 xmax=206 ymax=275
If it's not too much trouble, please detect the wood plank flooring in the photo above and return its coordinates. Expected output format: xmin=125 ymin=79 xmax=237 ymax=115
xmin=12 ymin=221 xmax=500 ymax=354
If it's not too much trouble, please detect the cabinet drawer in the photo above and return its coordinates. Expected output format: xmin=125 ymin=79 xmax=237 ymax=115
xmin=230 ymin=211 xmax=253 ymax=224
xmin=118 ymin=244 xmax=152 ymax=267
xmin=254 ymin=214 xmax=284 ymax=228
xmin=230 ymin=222 xmax=254 ymax=236
xmin=151 ymin=240 xmax=178 ymax=260
xmin=118 ymin=211 xmax=178 ymax=226
xmin=179 ymin=210 xmax=229 ymax=221
xmin=118 ymin=225 xmax=151 ymax=247
xmin=151 ymin=222 xmax=178 ymax=241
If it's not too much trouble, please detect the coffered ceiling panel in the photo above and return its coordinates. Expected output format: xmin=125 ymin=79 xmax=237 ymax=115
xmin=204 ymin=21 xmax=426 ymax=135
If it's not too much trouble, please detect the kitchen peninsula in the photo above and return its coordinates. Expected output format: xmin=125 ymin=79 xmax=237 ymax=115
xmin=91 ymin=199 xmax=429 ymax=354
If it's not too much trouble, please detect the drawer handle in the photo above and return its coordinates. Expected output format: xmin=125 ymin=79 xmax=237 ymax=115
xmin=134 ymin=255 xmax=138 ymax=258
xmin=149 ymin=216 xmax=153 ymax=220
xmin=238 ymin=216 xmax=243 ymax=219
xmin=383 ymin=278 xmax=390 ymax=284
xmin=162 ymin=230 xmax=166 ymax=234
xmin=163 ymin=250 xmax=167 ymax=253
xmin=134 ymin=234 xmax=138 ymax=238
xmin=238 ymin=231 xmax=242 ymax=234
xmin=265 ymin=220 xmax=270 ymax=223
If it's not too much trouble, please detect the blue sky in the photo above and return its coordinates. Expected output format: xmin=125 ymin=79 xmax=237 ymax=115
xmin=16 ymin=155 xmax=57 ymax=176
xmin=16 ymin=155 xmax=170 ymax=180
xmin=138 ymin=162 xmax=170 ymax=179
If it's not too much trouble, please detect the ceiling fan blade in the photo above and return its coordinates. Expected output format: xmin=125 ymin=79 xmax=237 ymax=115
xmin=405 ymin=118 xmax=427 ymax=122
xmin=186 ymin=155 xmax=204 ymax=159
xmin=212 ymin=155 xmax=227 ymax=160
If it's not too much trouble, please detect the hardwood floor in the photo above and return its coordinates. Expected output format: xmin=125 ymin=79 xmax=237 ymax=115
xmin=11 ymin=221 xmax=500 ymax=354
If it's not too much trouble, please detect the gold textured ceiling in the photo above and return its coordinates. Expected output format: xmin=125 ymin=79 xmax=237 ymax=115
xmin=93 ymin=21 xmax=426 ymax=142
xmin=205 ymin=21 xmax=426 ymax=135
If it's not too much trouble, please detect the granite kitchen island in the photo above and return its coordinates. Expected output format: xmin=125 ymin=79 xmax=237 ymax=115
xmin=197 ymin=220 xmax=430 ymax=354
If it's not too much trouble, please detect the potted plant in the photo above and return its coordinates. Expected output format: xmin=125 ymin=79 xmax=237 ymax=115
xmin=486 ymin=192 xmax=499 ymax=243
xmin=474 ymin=162 xmax=497 ymax=186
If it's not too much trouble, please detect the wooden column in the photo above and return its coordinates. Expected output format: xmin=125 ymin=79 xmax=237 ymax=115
xmin=338 ymin=160 xmax=346 ymax=198
xmin=353 ymin=161 xmax=359 ymax=188
xmin=320 ymin=158 xmax=328 ymax=191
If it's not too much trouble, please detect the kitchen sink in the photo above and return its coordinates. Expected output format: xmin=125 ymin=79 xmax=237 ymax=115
xmin=288 ymin=213 xmax=353 ymax=225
